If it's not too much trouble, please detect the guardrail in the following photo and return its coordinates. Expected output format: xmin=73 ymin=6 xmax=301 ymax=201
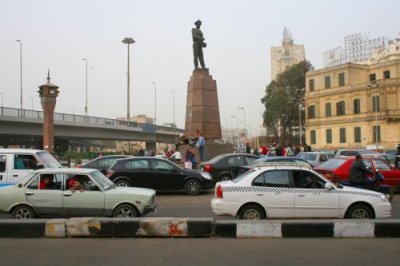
xmin=0 ymin=106 xmax=183 ymax=135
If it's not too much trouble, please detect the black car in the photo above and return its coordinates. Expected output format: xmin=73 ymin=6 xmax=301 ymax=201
xmin=237 ymin=156 xmax=314 ymax=176
xmin=199 ymin=153 xmax=259 ymax=181
xmin=106 ymin=157 xmax=215 ymax=195
xmin=78 ymin=155 xmax=132 ymax=174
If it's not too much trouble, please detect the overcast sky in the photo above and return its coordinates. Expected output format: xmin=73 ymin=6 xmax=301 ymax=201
xmin=1 ymin=0 xmax=399 ymax=135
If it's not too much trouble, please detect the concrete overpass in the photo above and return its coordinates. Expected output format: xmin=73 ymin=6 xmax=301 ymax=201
xmin=0 ymin=107 xmax=183 ymax=151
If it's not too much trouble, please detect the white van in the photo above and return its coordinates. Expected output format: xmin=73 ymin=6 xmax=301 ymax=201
xmin=0 ymin=149 xmax=62 ymax=184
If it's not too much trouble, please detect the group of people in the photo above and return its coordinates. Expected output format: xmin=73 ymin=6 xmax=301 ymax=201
xmin=248 ymin=142 xmax=312 ymax=157
xmin=175 ymin=130 xmax=206 ymax=169
xmin=38 ymin=174 xmax=85 ymax=192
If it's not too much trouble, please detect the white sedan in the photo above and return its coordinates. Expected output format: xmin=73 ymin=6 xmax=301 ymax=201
xmin=211 ymin=164 xmax=391 ymax=220
xmin=0 ymin=168 xmax=156 ymax=219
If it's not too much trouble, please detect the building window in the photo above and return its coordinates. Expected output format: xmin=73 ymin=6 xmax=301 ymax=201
xmin=325 ymin=103 xmax=331 ymax=117
xmin=326 ymin=129 xmax=332 ymax=144
xmin=354 ymin=127 xmax=361 ymax=143
xmin=340 ymin=128 xmax=346 ymax=143
xmin=325 ymin=76 xmax=331 ymax=89
xmin=373 ymin=126 xmax=381 ymax=143
xmin=309 ymin=79 xmax=314 ymax=92
xmin=307 ymin=105 xmax=316 ymax=119
xmin=310 ymin=130 xmax=316 ymax=145
xmin=338 ymin=72 xmax=345 ymax=87
xmin=383 ymin=70 xmax=390 ymax=79
xmin=353 ymin=99 xmax=361 ymax=114
xmin=336 ymin=101 xmax=346 ymax=116
xmin=372 ymin=96 xmax=380 ymax=112
xmin=369 ymin=73 xmax=376 ymax=81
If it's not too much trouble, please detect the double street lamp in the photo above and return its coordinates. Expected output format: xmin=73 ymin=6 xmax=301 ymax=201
xmin=238 ymin=106 xmax=246 ymax=137
xmin=122 ymin=37 xmax=135 ymax=120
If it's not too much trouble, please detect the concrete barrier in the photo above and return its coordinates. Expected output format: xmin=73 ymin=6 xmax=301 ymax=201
xmin=0 ymin=218 xmax=399 ymax=238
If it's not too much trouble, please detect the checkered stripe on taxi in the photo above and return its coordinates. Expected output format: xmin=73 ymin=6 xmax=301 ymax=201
xmin=221 ymin=186 xmax=382 ymax=198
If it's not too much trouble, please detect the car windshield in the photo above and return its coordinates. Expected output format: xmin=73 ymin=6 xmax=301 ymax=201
xmin=37 ymin=151 xmax=62 ymax=168
xmin=339 ymin=150 xmax=359 ymax=156
xmin=232 ymin=169 xmax=256 ymax=183
xmin=298 ymin=153 xmax=317 ymax=161
xmin=208 ymin=154 xmax=226 ymax=164
xmin=318 ymin=158 xmax=346 ymax=169
xmin=91 ymin=170 xmax=115 ymax=190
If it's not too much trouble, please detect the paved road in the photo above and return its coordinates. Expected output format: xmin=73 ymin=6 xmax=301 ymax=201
xmin=0 ymin=192 xmax=399 ymax=219
xmin=0 ymin=238 xmax=399 ymax=266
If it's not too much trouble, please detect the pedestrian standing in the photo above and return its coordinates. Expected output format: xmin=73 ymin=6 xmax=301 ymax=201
xmin=196 ymin=130 xmax=205 ymax=161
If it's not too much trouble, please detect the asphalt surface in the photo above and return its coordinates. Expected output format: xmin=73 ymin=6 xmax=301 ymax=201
xmin=0 ymin=238 xmax=399 ymax=266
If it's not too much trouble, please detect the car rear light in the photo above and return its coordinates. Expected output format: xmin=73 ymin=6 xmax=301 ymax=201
xmin=106 ymin=170 xmax=115 ymax=178
xmin=216 ymin=184 xmax=223 ymax=198
xmin=204 ymin=164 xmax=212 ymax=173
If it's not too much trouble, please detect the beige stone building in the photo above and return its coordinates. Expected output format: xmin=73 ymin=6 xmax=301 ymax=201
xmin=304 ymin=40 xmax=400 ymax=150
xmin=271 ymin=28 xmax=305 ymax=81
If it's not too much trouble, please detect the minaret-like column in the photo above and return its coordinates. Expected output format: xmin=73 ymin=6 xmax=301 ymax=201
xmin=38 ymin=71 xmax=59 ymax=152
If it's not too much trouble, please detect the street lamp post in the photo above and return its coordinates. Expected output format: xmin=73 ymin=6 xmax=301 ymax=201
xmin=238 ymin=106 xmax=246 ymax=136
xmin=122 ymin=37 xmax=135 ymax=120
xmin=82 ymin=58 xmax=88 ymax=116
xmin=16 ymin=40 xmax=23 ymax=111
xmin=368 ymin=83 xmax=379 ymax=150
xmin=152 ymin=82 xmax=157 ymax=125
xmin=170 ymin=89 xmax=175 ymax=126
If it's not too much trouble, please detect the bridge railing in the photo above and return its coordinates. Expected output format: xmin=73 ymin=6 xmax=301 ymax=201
xmin=0 ymin=107 xmax=183 ymax=135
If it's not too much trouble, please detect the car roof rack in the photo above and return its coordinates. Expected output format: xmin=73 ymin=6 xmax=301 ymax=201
xmin=253 ymin=161 xmax=313 ymax=169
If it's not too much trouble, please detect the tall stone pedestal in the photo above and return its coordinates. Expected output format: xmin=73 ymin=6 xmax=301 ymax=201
xmin=183 ymin=69 xmax=233 ymax=162
xmin=185 ymin=69 xmax=221 ymax=139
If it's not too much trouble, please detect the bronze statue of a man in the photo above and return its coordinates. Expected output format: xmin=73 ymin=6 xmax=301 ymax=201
xmin=192 ymin=20 xmax=207 ymax=70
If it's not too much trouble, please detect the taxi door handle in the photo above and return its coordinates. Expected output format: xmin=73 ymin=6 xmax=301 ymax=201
xmin=297 ymin=194 xmax=306 ymax=197
xmin=256 ymin=193 xmax=264 ymax=196
xmin=25 ymin=191 xmax=34 ymax=196
xmin=63 ymin=191 xmax=73 ymax=197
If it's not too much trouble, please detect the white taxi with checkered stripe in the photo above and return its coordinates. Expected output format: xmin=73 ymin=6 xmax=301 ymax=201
xmin=211 ymin=163 xmax=391 ymax=219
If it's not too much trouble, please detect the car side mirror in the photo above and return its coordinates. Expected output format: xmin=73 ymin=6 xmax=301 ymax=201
xmin=324 ymin=183 xmax=333 ymax=190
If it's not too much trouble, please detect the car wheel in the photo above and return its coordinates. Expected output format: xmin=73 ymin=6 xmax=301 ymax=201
xmin=113 ymin=204 xmax=139 ymax=218
xmin=238 ymin=204 xmax=266 ymax=220
xmin=184 ymin=179 xmax=201 ymax=195
xmin=12 ymin=205 xmax=35 ymax=219
xmin=345 ymin=204 xmax=374 ymax=219
xmin=220 ymin=175 xmax=231 ymax=181
xmin=114 ymin=178 xmax=131 ymax=187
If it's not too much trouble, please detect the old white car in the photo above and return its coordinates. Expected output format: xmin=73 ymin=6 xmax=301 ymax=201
xmin=211 ymin=163 xmax=391 ymax=220
xmin=0 ymin=168 xmax=156 ymax=219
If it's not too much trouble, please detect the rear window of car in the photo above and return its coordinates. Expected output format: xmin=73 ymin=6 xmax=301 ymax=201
xmin=318 ymin=158 xmax=346 ymax=169
xmin=340 ymin=150 xmax=359 ymax=156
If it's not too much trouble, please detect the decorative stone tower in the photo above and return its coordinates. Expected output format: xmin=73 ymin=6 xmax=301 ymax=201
xmin=38 ymin=71 xmax=59 ymax=152
xmin=185 ymin=69 xmax=222 ymax=139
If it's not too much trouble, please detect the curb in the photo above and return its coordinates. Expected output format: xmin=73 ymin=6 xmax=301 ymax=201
xmin=0 ymin=218 xmax=399 ymax=238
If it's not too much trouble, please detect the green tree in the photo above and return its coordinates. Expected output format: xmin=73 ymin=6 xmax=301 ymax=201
xmin=261 ymin=61 xmax=312 ymax=144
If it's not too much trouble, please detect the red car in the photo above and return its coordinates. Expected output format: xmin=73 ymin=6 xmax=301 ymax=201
xmin=314 ymin=157 xmax=400 ymax=191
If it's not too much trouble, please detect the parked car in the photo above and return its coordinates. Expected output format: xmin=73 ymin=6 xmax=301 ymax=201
xmin=362 ymin=153 xmax=396 ymax=168
xmin=199 ymin=153 xmax=259 ymax=181
xmin=333 ymin=149 xmax=360 ymax=158
xmin=106 ymin=157 xmax=214 ymax=195
xmin=0 ymin=149 xmax=62 ymax=184
xmin=211 ymin=164 xmax=391 ymax=220
xmin=0 ymin=168 xmax=156 ymax=219
xmin=237 ymin=156 xmax=313 ymax=176
xmin=78 ymin=155 xmax=132 ymax=174
xmin=295 ymin=152 xmax=330 ymax=167
xmin=314 ymin=157 xmax=400 ymax=191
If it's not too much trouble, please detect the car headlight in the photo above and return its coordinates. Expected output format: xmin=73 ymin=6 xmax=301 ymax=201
xmin=200 ymin=172 xmax=212 ymax=180
xmin=380 ymin=193 xmax=388 ymax=201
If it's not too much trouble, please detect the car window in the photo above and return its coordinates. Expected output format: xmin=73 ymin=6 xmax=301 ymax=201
xmin=27 ymin=175 xmax=40 ymax=189
xmin=262 ymin=170 xmax=291 ymax=187
xmin=373 ymin=159 xmax=391 ymax=171
xmin=318 ymin=158 xmax=346 ymax=169
xmin=125 ymin=160 xmax=150 ymax=170
xmin=37 ymin=173 xmax=62 ymax=190
xmin=245 ymin=156 xmax=258 ymax=165
xmin=0 ymin=155 xmax=6 ymax=173
xmin=227 ymin=156 xmax=245 ymax=166
xmin=36 ymin=151 xmax=62 ymax=168
xmin=152 ymin=160 xmax=174 ymax=170
xmin=292 ymin=170 xmax=326 ymax=189
xmin=98 ymin=158 xmax=119 ymax=168
xmin=66 ymin=174 xmax=99 ymax=191
xmin=320 ymin=154 xmax=328 ymax=162
xmin=14 ymin=154 xmax=40 ymax=170
xmin=304 ymin=154 xmax=317 ymax=161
